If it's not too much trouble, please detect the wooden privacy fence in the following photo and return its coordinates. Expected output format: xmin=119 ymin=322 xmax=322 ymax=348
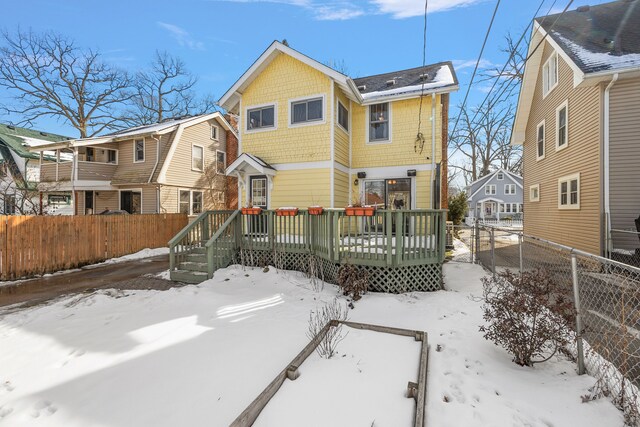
xmin=0 ymin=214 xmax=188 ymax=280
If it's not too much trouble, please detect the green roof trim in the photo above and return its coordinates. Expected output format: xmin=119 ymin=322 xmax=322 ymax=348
xmin=0 ymin=124 xmax=71 ymax=160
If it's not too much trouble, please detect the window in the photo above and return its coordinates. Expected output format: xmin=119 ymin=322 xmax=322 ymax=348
xmin=530 ymin=184 xmax=540 ymax=202
xmin=210 ymin=124 xmax=219 ymax=140
xmin=107 ymin=150 xmax=117 ymax=164
xmin=556 ymin=101 xmax=568 ymax=150
xmin=86 ymin=147 xmax=95 ymax=162
xmin=369 ymin=103 xmax=390 ymax=142
xmin=247 ymin=105 xmax=275 ymax=130
xmin=192 ymin=145 xmax=204 ymax=172
xmin=338 ymin=101 xmax=349 ymax=131
xmin=558 ymin=173 xmax=579 ymax=209
xmin=179 ymin=190 xmax=203 ymax=215
xmin=485 ymin=185 xmax=496 ymax=195
xmin=3 ymin=195 xmax=15 ymax=214
xmin=192 ymin=191 xmax=203 ymax=214
xmin=134 ymin=139 xmax=145 ymax=162
xmin=179 ymin=190 xmax=190 ymax=215
xmin=216 ymin=151 xmax=226 ymax=175
xmin=291 ymin=97 xmax=323 ymax=125
xmin=542 ymin=52 xmax=558 ymax=96
xmin=536 ymin=120 xmax=545 ymax=160
xmin=497 ymin=173 xmax=504 ymax=180
xmin=504 ymin=184 xmax=516 ymax=195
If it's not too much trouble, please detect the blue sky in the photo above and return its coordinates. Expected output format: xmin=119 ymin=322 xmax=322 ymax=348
xmin=3 ymin=0 xmax=599 ymax=137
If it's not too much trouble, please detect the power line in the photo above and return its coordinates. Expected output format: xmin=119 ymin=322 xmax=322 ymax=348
xmin=416 ymin=0 xmax=429 ymax=155
xmin=449 ymin=0 xmax=502 ymax=141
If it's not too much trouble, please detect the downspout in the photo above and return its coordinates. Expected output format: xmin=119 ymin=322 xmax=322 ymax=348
xmin=431 ymin=93 xmax=436 ymax=209
xmin=604 ymin=73 xmax=618 ymax=257
xmin=72 ymin=147 xmax=78 ymax=215
xmin=148 ymin=134 xmax=161 ymax=213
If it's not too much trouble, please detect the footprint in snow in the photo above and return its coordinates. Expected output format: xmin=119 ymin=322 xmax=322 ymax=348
xmin=0 ymin=405 xmax=13 ymax=419
xmin=30 ymin=401 xmax=57 ymax=418
xmin=1 ymin=381 xmax=14 ymax=393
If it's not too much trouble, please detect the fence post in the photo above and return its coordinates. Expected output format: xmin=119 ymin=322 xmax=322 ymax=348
xmin=518 ymin=233 xmax=524 ymax=275
xmin=571 ymin=252 xmax=586 ymax=375
xmin=473 ymin=220 xmax=479 ymax=264
xmin=490 ymin=227 xmax=496 ymax=278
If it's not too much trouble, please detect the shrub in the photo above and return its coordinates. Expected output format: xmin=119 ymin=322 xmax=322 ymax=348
xmin=479 ymin=269 xmax=575 ymax=366
xmin=447 ymin=191 xmax=468 ymax=225
xmin=336 ymin=263 xmax=369 ymax=301
xmin=307 ymin=298 xmax=349 ymax=359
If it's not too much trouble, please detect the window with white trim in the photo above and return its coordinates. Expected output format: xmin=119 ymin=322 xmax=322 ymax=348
xmin=369 ymin=103 xmax=389 ymax=142
xmin=211 ymin=124 xmax=219 ymax=140
xmin=291 ymin=97 xmax=323 ymax=124
xmin=192 ymin=145 xmax=204 ymax=172
xmin=179 ymin=190 xmax=190 ymax=215
xmin=192 ymin=191 xmax=203 ymax=214
xmin=338 ymin=101 xmax=349 ymax=131
xmin=134 ymin=139 xmax=144 ymax=162
xmin=179 ymin=190 xmax=204 ymax=215
xmin=497 ymin=172 xmax=504 ymax=180
xmin=558 ymin=173 xmax=579 ymax=209
xmin=216 ymin=151 xmax=226 ymax=175
xmin=504 ymin=184 xmax=516 ymax=195
xmin=542 ymin=52 xmax=558 ymax=96
xmin=556 ymin=101 xmax=568 ymax=149
xmin=530 ymin=184 xmax=540 ymax=202
xmin=485 ymin=185 xmax=496 ymax=195
xmin=247 ymin=105 xmax=275 ymax=130
xmin=537 ymin=120 xmax=545 ymax=159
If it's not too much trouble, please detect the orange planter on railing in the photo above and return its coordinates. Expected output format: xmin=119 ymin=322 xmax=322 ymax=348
xmin=241 ymin=207 xmax=262 ymax=215
xmin=345 ymin=206 xmax=376 ymax=217
xmin=276 ymin=208 xmax=299 ymax=217
xmin=308 ymin=206 xmax=324 ymax=215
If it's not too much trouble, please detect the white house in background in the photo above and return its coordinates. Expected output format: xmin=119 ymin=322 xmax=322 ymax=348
xmin=466 ymin=169 xmax=523 ymax=225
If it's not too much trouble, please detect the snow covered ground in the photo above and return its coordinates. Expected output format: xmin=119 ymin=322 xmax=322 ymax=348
xmin=0 ymin=254 xmax=624 ymax=425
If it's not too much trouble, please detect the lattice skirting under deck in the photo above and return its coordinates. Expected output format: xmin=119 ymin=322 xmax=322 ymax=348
xmin=233 ymin=249 xmax=442 ymax=293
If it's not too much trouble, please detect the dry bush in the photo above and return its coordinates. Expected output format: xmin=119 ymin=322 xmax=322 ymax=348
xmin=337 ymin=263 xmax=369 ymax=301
xmin=307 ymin=298 xmax=349 ymax=359
xmin=479 ymin=269 xmax=575 ymax=366
xmin=306 ymin=254 xmax=325 ymax=292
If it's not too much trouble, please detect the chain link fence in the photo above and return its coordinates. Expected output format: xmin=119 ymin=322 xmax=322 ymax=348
xmin=609 ymin=229 xmax=640 ymax=269
xmin=455 ymin=224 xmax=640 ymax=424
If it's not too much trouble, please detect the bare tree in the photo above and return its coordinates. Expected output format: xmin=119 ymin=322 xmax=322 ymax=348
xmin=0 ymin=29 xmax=133 ymax=138
xmin=130 ymin=51 xmax=217 ymax=125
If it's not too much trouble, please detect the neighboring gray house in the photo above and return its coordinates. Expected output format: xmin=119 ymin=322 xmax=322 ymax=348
xmin=466 ymin=169 xmax=523 ymax=223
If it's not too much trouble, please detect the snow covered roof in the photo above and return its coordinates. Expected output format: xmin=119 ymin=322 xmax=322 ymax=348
xmin=0 ymin=124 xmax=69 ymax=160
xmin=353 ymin=62 xmax=458 ymax=102
xmin=226 ymin=153 xmax=276 ymax=177
xmin=104 ymin=116 xmax=206 ymax=138
xmin=538 ymin=0 xmax=640 ymax=74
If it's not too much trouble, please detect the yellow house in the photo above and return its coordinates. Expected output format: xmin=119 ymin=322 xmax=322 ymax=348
xmin=220 ymin=41 xmax=458 ymax=212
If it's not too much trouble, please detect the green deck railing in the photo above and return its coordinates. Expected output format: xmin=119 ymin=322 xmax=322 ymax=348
xmin=170 ymin=208 xmax=447 ymax=278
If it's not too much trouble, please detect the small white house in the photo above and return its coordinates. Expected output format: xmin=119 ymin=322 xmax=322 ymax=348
xmin=466 ymin=169 xmax=524 ymax=225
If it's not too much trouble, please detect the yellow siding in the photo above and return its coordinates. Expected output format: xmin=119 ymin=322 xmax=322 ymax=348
xmin=241 ymin=54 xmax=332 ymax=164
xmin=352 ymin=95 xmax=441 ymax=168
xmin=415 ymin=171 xmax=432 ymax=209
xmin=522 ymin=42 xmax=602 ymax=255
xmin=334 ymin=169 xmax=349 ymax=207
xmin=270 ymin=169 xmax=331 ymax=208
xmin=334 ymin=85 xmax=350 ymax=167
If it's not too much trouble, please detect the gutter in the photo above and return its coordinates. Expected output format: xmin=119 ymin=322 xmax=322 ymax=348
xmin=603 ymin=73 xmax=618 ymax=257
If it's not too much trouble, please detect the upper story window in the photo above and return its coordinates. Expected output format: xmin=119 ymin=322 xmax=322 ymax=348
xmin=505 ymin=184 xmax=516 ymax=195
xmin=530 ymin=184 xmax=540 ymax=202
xmin=556 ymin=101 xmax=568 ymax=150
xmin=558 ymin=173 xmax=579 ymax=209
xmin=497 ymin=172 xmax=504 ymax=180
xmin=291 ymin=97 xmax=323 ymax=125
xmin=107 ymin=150 xmax=117 ymax=164
xmin=247 ymin=105 xmax=275 ymax=131
xmin=86 ymin=147 xmax=95 ymax=162
xmin=192 ymin=145 xmax=204 ymax=172
xmin=369 ymin=103 xmax=390 ymax=142
xmin=216 ymin=151 xmax=226 ymax=174
xmin=537 ymin=120 xmax=545 ymax=160
xmin=134 ymin=139 xmax=145 ymax=163
xmin=485 ymin=185 xmax=496 ymax=195
xmin=542 ymin=52 xmax=558 ymax=97
xmin=211 ymin=124 xmax=219 ymax=140
xmin=337 ymin=101 xmax=349 ymax=131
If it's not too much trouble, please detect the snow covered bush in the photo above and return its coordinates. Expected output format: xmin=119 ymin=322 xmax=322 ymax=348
xmin=336 ymin=263 xmax=368 ymax=301
xmin=479 ymin=269 xmax=575 ymax=367
xmin=307 ymin=298 xmax=349 ymax=359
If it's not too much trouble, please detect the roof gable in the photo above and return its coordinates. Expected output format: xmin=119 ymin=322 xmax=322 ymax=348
xmin=0 ymin=124 xmax=69 ymax=159
xmin=468 ymin=169 xmax=523 ymax=200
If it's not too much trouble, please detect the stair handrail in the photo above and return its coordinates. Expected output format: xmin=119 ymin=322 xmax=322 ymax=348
xmin=169 ymin=210 xmax=211 ymax=248
xmin=205 ymin=210 xmax=240 ymax=249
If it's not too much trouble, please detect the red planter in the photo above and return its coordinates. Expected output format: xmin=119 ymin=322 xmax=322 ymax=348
xmin=308 ymin=207 xmax=324 ymax=215
xmin=241 ymin=207 xmax=262 ymax=215
xmin=276 ymin=208 xmax=299 ymax=217
xmin=345 ymin=206 xmax=376 ymax=217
